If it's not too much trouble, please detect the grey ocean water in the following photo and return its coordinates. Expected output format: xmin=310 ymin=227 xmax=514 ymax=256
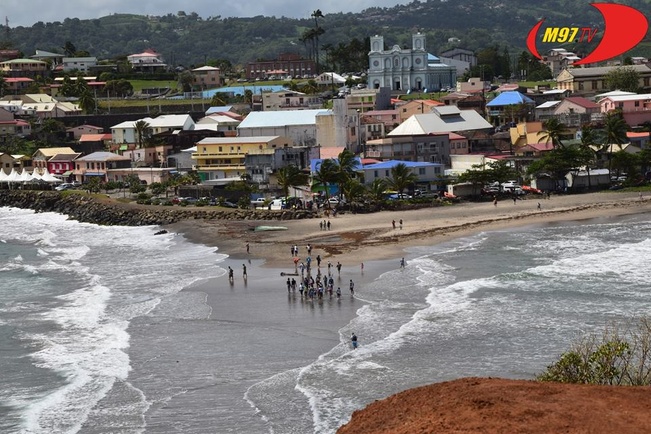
xmin=2 ymin=206 xmax=651 ymax=433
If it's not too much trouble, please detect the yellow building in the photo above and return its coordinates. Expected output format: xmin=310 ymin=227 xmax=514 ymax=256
xmin=192 ymin=136 xmax=293 ymax=182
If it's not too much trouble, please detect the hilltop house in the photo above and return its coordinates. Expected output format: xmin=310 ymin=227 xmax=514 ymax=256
xmin=127 ymin=49 xmax=167 ymax=73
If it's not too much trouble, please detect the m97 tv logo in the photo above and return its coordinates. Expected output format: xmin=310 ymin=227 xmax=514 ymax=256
xmin=526 ymin=3 xmax=648 ymax=65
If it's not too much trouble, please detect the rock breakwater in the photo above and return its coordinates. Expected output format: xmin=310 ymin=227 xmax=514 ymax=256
xmin=0 ymin=191 xmax=316 ymax=226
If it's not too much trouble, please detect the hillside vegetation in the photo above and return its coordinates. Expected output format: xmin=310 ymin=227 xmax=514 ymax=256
xmin=1 ymin=0 xmax=650 ymax=69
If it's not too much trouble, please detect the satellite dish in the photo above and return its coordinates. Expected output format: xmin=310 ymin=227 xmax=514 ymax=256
xmin=423 ymin=88 xmax=428 ymax=93
xmin=406 ymin=89 xmax=411 ymax=94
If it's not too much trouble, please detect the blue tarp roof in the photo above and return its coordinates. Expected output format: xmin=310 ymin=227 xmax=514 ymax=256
xmin=363 ymin=160 xmax=441 ymax=170
xmin=486 ymin=91 xmax=535 ymax=107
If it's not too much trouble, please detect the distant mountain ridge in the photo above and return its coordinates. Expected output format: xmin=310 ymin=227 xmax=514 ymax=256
xmin=2 ymin=0 xmax=649 ymax=69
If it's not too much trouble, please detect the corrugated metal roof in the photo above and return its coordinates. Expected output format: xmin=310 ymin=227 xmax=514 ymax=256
xmin=238 ymin=109 xmax=331 ymax=129
xmin=389 ymin=109 xmax=492 ymax=136
xmin=536 ymin=101 xmax=561 ymax=109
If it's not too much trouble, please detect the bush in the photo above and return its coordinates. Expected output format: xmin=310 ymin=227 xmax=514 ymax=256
xmin=537 ymin=318 xmax=651 ymax=386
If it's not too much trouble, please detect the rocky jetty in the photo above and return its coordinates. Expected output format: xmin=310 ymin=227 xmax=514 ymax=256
xmin=0 ymin=191 xmax=316 ymax=226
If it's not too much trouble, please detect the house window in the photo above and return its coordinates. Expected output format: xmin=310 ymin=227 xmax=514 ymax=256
xmin=418 ymin=168 xmax=426 ymax=175
xmin=434 ymin=167 xmax=441 ymax=174
xmin=385 ymin=170 xmax=390 ymax=177
xmin=635 ymin=101 xmax=640 ymax=107
xmin=374 ymin=170 xmax=378 ymax=177
xmin=591 ymin=80 xmax=598 ymax=90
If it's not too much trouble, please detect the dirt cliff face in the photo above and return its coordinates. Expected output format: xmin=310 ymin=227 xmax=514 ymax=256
xmin=337 ymin=377 xmax=651 ymax=434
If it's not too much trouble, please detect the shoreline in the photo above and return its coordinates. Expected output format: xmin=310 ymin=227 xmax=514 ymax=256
xmin=166 ymin=191 xmax=651 ymax=270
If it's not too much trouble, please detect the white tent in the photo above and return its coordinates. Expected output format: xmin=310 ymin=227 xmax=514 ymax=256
xmin=17 ymin=169 xmax=34 ymax=182
xmin=4 ymin=168 xmax=20 ymax=183
xmin=0 ymin=169 xmax=7 ymax=182
xmin=31 ymin=169 xmax=43 ymax=182
xmin=40 ymin=168 xmax=63 ymax=183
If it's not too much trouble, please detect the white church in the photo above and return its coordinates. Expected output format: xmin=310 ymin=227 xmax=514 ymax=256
xmin=367 ymin=33 xmax=457 ymax=92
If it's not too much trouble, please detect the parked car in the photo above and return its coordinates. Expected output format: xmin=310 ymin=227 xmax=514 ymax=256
xmin=55 ymin=183 xmax=74 ymax=191
xmin=221 ymin=201 xmax=237 ymax=208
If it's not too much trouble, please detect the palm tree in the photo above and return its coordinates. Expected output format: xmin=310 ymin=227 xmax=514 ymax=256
xmin=134 ymin=120 xmax=151 ymax=149
xmin=0 ymin=74 xmax=8 ymax=98
xmin=603 ymin=110 xmax=629 ymax=175
xmin=367 ymin=178 xmax=388 ymax=202
xmin=312 ymin=158 xmax=338 ymax=201
xmin=311 ymin=9 xmax=325 ymax=74
xmin=579 ymin=125 xmax=599 ymax=188
xmin=78 ymin=88 xmax=96 ymax=114
xmin=276 ymin=165 xmax=308 ymax=199
xmin=335 ymin=149 xmax=358 ymax=197
xmin=388 ymin=163 xmax=419 ymax=195
xmin=538 ymin=117 xmax=568 ymax=148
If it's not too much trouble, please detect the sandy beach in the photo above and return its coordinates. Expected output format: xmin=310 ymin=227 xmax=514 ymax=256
xmin=168 ymin=191 xmax=651 ymax=269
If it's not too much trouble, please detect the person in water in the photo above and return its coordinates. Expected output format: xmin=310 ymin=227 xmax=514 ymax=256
xmin=351 ymin=332 xmax=358 ymax=349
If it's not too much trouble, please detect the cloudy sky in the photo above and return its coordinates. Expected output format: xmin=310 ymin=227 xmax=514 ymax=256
xmin=4 ymin=0 xmax=411 ymax=28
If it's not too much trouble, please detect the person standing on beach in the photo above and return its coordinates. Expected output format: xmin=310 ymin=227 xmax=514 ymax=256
xmin=316 ymin=254 xmax=321 ymax=267
xmin=351 ymin=333 xmax=358 ymax=349
xmin=287 ymin=278 xmax=291 ymax=292
xmin=246 ymin=242 xmax=250 ymax=254
xmin=327 ymin=220 xmax=331 ymax=230
xmin=336 ymin=261 xmax=342 ymax=275
xmin=242 ymin=264 xmax=247 ymax=278
xmin=537 ymin=202 xmax=541 ymax=211
xmin=392 ymin=219 xmax=396 ymax=229
xmin=493 ymin=195 xmax=498 ymax=207
xmin=349 ymin=279 xmax=355 ymax=295
xmin=400 ymin=258 xmax=405 ymax=268
xmin=228 ymin=266 xmax=234 ymax=282
xmin=399 ymin=219 xmax=403 ymax=229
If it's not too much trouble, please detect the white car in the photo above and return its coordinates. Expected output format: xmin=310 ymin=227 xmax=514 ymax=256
xmin=55 ymin=183 xmax=73 ymax=191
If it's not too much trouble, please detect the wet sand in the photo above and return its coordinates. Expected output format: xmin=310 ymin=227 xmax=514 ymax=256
xmin=168 ymin=191 xmax=651 ymax=271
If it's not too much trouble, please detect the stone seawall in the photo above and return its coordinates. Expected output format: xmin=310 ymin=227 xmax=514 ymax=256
xmin=0 ymin=191 xmax=316 ymax=227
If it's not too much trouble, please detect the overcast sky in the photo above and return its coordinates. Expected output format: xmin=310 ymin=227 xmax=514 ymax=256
xmin=4 ymin=0 xmax=411 ymax=28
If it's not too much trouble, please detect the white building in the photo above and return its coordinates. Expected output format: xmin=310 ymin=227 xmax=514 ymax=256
xmin=62 ymin=57 xmax=98 ymax=73
xmin=367 ymin=33 xmax=457 ymax=92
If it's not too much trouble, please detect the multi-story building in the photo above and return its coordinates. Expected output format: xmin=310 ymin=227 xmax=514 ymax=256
xmin=0 ymin=59 xmax=48 ymax=78
xmin=599 ymin=93 xmax=651 ymax=126
xmin=246 ymin=53 xmax=315 ymax=80
xmin=127 ymin=49 xmax=167 ymax=73
xmin=62 ymin=57 xmax=98 ymax=73
xmin=556 ymin=64 xmax=651 ymax=96
xmin=543 ymin=49 xmax=581 ymax=78
xmin=261 ymin=90 xmax=323 ymax=111
xmin=192 ymin=66 xmax=221 ymax=90
xmin=72 ymin=152 xmax=131 ymax=183
xmin=192 ymin=136 xmax=294 ymax=181
xmin=367 ymin=33 xmax=457 ymax=92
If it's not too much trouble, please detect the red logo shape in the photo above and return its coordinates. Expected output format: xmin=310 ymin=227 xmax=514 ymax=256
xmin=526 ymin=3 xmax=648 ymax=65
